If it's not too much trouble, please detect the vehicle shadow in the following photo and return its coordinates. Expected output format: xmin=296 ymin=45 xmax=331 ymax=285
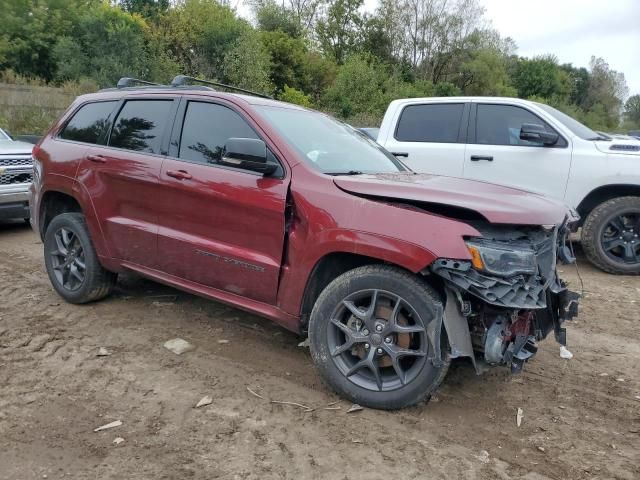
xmin=0 ymin=218 xmax=33 ymax=233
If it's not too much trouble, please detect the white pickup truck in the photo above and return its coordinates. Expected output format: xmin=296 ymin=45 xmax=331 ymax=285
xmin=0 ymin=128 xmax=33 ymax=222
xmin=376 ymin=97 xmax=640 ymax=275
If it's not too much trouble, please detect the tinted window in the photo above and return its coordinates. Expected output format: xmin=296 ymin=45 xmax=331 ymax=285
xmin=60 ymin=101 xmax=117 ymax=144
xmin=476 ymin=104 xmax=559 ymax=146
xmin=395 ymin=104 xmax=464 ymax=143
xmin=109 ymin=100 xmax=173 ymax=154
xmin=179 ymin=102 xmax=259 ymax=165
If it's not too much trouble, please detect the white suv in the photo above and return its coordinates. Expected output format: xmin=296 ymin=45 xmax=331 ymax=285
xmin=377 ymin=97 xmax=640 ymax=275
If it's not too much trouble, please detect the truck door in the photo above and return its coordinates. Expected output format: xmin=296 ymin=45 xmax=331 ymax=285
xmin=381 ymin=102 xmax=468 ymax=177
xmin=463 ymin=103 xmax=571 ymax=200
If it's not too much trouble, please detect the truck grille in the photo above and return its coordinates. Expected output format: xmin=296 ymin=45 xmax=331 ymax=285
xmin=0 ymin=170 xmax=32 ymax=185
xmin=0 ymin=155 xmax=34 ymax=186
xmin=0 ymin=156 xmax=33 ymax=167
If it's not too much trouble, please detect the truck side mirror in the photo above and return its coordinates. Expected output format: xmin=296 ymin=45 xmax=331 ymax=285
xmin=221 ymin=138 xmax=277 ymax=176
xmin=520 ymin=123 xmax=559 ymax=146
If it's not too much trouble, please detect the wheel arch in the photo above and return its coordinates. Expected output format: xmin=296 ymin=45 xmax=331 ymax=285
xmin=297 ymin=251 xmax=445 ymax=333
xmin=39 ymin=189 xmax=83 ymax=240
xmin=577 ymin=184 xmax=640 ymax=222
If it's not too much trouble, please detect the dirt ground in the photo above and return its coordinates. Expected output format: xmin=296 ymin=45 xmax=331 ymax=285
xmin=0 ymin=220 xmax=638 ymax=480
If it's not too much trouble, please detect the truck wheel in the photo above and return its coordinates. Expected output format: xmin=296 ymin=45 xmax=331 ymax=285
xmin=44 ymin=213 xmax=117 ymax=303
xmin=582 ymin=196 xmax=640 ymax=275
xmin=308 ymin=265 xmax=450 ymax=410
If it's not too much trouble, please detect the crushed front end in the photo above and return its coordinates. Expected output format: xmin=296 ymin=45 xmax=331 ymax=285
xmin=430 ymin=215 xmax=580 ymax=373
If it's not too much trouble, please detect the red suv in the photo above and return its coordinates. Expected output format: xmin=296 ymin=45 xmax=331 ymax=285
xmin=30 ymin=77 xmax=580 ymax=409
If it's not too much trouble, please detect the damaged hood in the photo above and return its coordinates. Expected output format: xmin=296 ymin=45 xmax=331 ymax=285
xmin=333 ymin=172 xmax=571 ymax=225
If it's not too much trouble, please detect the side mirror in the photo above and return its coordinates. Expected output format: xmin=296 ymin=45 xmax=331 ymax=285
xmin=520 ymin=123 xmax=559 ymax=146
xmin=220 ymin=138 xmax=277 ymax=175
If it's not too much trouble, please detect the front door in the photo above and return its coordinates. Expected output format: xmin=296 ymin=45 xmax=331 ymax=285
xmin=463 ymin=103 xmax=572 ymax=200
xmin=157 ymin=100 xmax=289 ymax=305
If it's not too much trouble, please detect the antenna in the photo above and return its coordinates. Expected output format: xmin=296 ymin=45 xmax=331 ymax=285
xmin=116 ymin=77 xmax=162 ymax=89
xmin=170 ymin=75 xmax=273 ymax=99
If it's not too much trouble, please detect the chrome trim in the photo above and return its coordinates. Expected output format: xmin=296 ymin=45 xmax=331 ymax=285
xmin=0 ymin=190 xmax=30 ymax=204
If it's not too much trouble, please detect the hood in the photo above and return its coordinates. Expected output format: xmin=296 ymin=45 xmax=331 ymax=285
xmin=594 ymin=138 xmax=640 ymax=156
xmin=333 ymin=172 xmax=572 ymax=226
xmin=0 ymin=140 xmax=34 ymax=155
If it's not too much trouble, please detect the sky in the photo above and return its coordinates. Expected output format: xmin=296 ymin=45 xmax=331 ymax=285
xmin=482 ymin=0 xmax=640 ymax=97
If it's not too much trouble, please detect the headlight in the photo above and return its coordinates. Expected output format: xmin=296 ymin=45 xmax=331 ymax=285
xmin=465 ymin=240 xmax=536 ymax=277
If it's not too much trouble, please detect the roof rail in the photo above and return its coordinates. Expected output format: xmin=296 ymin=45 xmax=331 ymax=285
xmin=116 ymin=77 xmax=162 ymax=89
xmin=170 ymin=75 xmax=273 ymax=99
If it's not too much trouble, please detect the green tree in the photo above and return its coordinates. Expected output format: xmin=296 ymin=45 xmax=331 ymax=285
xmin=511 ymin=55 xmax=572 ymax=101
xmin=316 ymin=0 xmax=364 ymax=64
xmin=434 ymin=82 xmax=462 ymax=97
xmin=253 ymin=0 xmax=303 ymax=38
xmin=259 ymin=30 xmax=307 ymax=93
xmin=624 ymin=95 xmax=640 ymax=125
xmin=52 ymin=3 xmax=151 ymax=87
xmin=321 ymin=55 xmax=386 ymax=118
xmin=586 ymin=56 xmax=628 ymax=123
xmin=159 ymin=0 xmax=250 ymax=79
xmin=118 ymin=0 xmax=169 ymax=21
xmin=279 ymin=85 xmax=313 ymax=107
xmin=459 ymin=49 xmax=516 ymax=96
xmin=223 ymin=31 xmax=273 ymax=94
xmin=0 ymin=0 xmax=91 ymax=81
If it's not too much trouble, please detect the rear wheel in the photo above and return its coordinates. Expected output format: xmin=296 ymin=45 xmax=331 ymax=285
xmin=582 ymin=197 xmax=640 ymax=275
xmin=44 ymin=213 xmax=117 ymax=303
xmin=309 ymin=265 xmax=449 ymax=410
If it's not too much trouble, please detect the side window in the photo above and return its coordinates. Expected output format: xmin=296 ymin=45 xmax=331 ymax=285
xmin=178 ymin=102 xmax=259 ymax=165
xmin=476 ymin=104 xmax=561 ymax=146
xmin=59 ymin=101 xmax=117 ymax=144
xmin=109 ymin=100 xmax=173 ymax=154
xmin=395 ymin=103 xmax=464 ymax=143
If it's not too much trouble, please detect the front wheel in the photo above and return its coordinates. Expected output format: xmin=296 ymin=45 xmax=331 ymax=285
xmin=44 ymin=212 xmax=117 ymax=303
xmin=309 ymin=265 xmax=449 ymax=410
xmin=582 ymin=196 xmax=640 ymax=275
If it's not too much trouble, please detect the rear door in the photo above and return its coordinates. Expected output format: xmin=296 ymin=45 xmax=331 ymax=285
xmin=463 ymin=102 xmax=571 ymax=199
xmin=77 ymin=97 xmax=178 ymax=268
xmin=156 ymin=98 xmax=289 ymax=304
xmin=381 ymin=102 xmax=468 ymax=176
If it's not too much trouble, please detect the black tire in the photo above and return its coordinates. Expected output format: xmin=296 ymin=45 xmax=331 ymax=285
xmin=44 ymin=213 xmax=117 ymax=303
xmin=308 ymin=265 xmax=450 ymax=410
xmin=582 ymin=196 xmax=640 ymax=275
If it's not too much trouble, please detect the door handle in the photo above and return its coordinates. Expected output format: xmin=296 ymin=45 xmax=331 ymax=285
xmin=87 ymin=154 xmax=106 ymax=164
xmin=470 ymin=155 xmax=493 ymax=162
xmin=391 ymin=152 xmax=409 ymax=158
xmin=166 ymin=169 xmax=192 ymax=180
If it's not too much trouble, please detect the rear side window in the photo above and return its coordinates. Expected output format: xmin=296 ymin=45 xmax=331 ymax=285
xmin=476 ymin=104 xmax=562 ymax=146
xmin=178 ymin=102 xmax=258 ymax=164
xmin=395 ymin=103 xmax=464 ymax=143
xmin=59 ymin=101 xmax=117 ymax=144
xmin=109 ymin=100 xmax=173 ymax=154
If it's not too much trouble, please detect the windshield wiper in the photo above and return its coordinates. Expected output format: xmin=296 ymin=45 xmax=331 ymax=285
xmin=587 ymin=135 xmax=611 ymax=141
xmin=325 ymin=170 xmax=364 ymax=176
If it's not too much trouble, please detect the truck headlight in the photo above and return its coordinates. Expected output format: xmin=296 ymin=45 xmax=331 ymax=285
xmin=465 ymin=240 xmax=536 ymax=277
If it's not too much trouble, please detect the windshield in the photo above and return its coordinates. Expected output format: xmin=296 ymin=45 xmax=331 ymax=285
xmin=256 ymin=106 xmax=406 ymax=174
xmin=535 ymin=103 xmax=600 ymax=140
xmin=0 ymin=129 xmax=10 ymax=141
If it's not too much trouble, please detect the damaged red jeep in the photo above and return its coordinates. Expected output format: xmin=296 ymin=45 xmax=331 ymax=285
xmin=30 ymin=77 xmax=580 ymax=410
